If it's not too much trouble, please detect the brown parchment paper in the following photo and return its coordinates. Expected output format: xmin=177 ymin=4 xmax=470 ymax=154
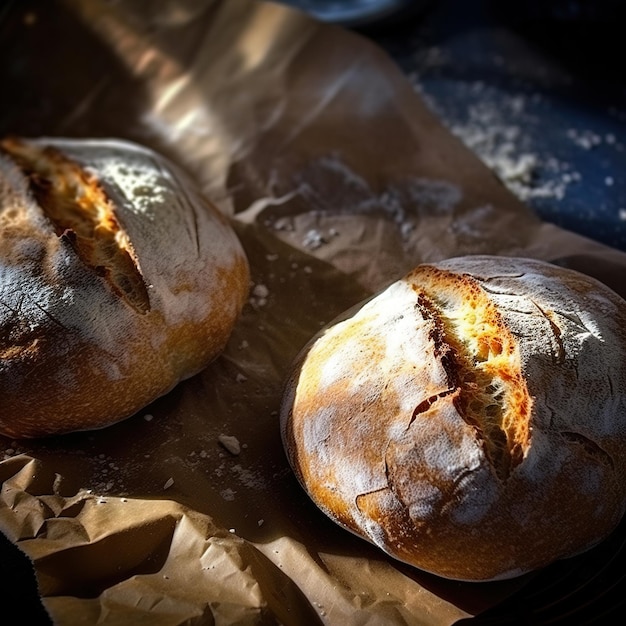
xmin=2 ymin=1 xmax=626 ymax=624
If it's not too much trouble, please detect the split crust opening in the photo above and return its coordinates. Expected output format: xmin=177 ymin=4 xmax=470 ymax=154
xmin=409 ymin=267 xmax=532 ymax=481
xmin=0 ymin=137 xmax=150 ymax=313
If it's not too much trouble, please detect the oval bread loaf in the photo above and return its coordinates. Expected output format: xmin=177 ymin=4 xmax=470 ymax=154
xmin=0 ymin=136 xmax=249 ymax=439
xmin=280 ymin=255 xmax=626 ymax=581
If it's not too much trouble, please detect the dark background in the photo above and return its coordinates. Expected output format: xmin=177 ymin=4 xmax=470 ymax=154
xmin=360 ymin=0 xmax=626 ymax=254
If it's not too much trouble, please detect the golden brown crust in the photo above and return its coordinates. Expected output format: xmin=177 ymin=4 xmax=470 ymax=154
xmin=281 ymin=256 xmax=626 ymax=581
xmin=0 ymin=136 xmax=249 ymax=438
xmin=2 ymin=137 xmax=151 ymax=313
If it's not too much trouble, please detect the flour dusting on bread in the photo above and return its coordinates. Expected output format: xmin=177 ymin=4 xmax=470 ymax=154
xmin=0 ymin=136 xmax=249 ymax=439
xmin=281 ymin=256 xmax=626 ymax=581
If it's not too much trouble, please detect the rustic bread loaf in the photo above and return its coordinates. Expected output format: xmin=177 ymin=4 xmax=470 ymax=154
xmin=0 ymin=136 xmax=249 ymax=438
xmin=280 ymin=255 xmax=626 ymax=581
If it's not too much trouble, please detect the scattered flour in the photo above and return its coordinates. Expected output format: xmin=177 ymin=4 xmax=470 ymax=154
xmin=231 ymin=463 xmax=267 ymax=490
xmin=404 ymin=34 xmax=595 ymax=209
xmin=265 ymin=154 xmax=466 ymax=246
xmin=220 ymin=488 xmax=236 ymax=501
xmin=441 ymin=91 xmax=578 ymax=203
xmin=566 ymin=128 xmax=603 ymax=150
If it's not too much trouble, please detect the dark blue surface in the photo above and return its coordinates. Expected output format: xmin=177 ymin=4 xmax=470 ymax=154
xmin=360 ymin=0 xmax=626 ymax=253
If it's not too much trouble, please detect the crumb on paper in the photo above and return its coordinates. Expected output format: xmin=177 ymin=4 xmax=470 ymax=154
xmin=272 ymin=216 xmax=293 ymax=231
xmin=303 ymin=229 xmax=327 ymax=249
xmin=303 ymin=226 xmax=340 ymax=250
xmin=249 ymin=283 xmax=270 ymax=308
xmin=218 ymin=434 xmax=241 ymax=456
xmin=2 ymin=442 xmax=21 ymax=459
xmin=252 ymin=284 xmax=269 ymax=299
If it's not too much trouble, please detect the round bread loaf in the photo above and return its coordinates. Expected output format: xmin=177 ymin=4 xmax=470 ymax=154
xmin=280 ymin=255 xmax=626 ymax=581
xmin=0 ymin=136 xmax=249 ymax=439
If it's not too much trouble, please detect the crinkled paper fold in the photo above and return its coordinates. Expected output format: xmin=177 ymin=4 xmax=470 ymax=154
xmin=2 ymin=0 xmax=626 ymax=624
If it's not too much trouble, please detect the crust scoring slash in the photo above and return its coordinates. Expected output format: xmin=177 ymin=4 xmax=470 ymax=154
xmin=0 ymin=136 xmax=150 ymax=313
